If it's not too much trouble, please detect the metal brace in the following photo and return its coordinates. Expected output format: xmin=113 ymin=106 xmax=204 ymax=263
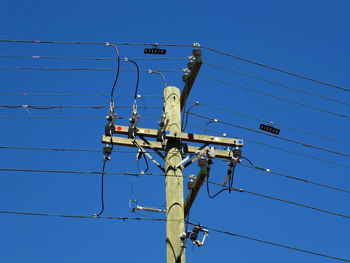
xmin=175 ymin=143 xmax=210 ymax=169
xmin=132 ymin=139 xmax=165 ymax=173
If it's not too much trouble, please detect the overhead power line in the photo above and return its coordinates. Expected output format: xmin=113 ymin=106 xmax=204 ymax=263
xmin=2 ymin=145 xmax=349 ymax=194
xmin=1 ymin=209 xmax=349 ymax=262
xmin=200 ymin=74 xmax=350 ymax=120
xmin=0 ymin=210 xmax=167 ymax=221
xmin=0 ymin=104 xmax=162 ymax=109
xmin=2 ymin=168 xmax=349 ymax=220
xmin=201 ymin=45 xmax=350 ymax=93
xmin=199 ymin=102 xmax=350 ymax=146
xmin=187 ymin=123 xmax=350 ymax=169
xmin=0 ymin=93 xmax=162 ymax=97
xmin=0 ymin=168 xmax=164 ymax=177
xmin=0 ymin=55 xmax=186 ymax=61
xmin=238 ymin=162 xmax=350 ymax=194
xmin=189 ymin=112 xmax=350 ymax=159
xmin=0 ymin=115 xmax=158 ymax=120
xmin=0 ymin=39 xmax=193 ymax=47
xmin=198 ymin=223 xmax=350 ymax=263
xmin=1 ymin=39 xmax=347 ymax=92
xmin=0 ymin=66 xmax=181 ymax=72
xmin=205 ymin=62 xmax=350 ymax=107
xmin=207 ymin=179 xmax=350 ymax=220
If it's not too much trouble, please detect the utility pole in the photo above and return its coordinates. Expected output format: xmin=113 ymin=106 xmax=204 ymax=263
xmin=101 ymin=46 xmax=244 ymax=263
xmin=164 ymin=86 xmax=185 ymax=263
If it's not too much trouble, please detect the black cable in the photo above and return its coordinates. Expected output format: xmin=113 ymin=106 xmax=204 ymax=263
xmin=206 ymin=165 xmax=236 ymax=198
xmin=124 ymin=58 xmax=140 ymax=101
xmin=200 ymin=74 xmax=350 ymax=120
xmin=189 ymin=112 xmax=350 ymax=159
xmin=106 ymin=43 xmax=121 ymax=102
xmin=182 ymin=101 xmax=200 ymax=131
xmin=0 ymin=104 xmax=161 ymax=109
xmin=94 ymin=158 xmax=108 ymax=216
xmin=201 ymin=45 xmax=350 ymax=93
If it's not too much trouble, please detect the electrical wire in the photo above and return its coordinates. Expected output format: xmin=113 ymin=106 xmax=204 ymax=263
xmin=0 ymin=210 xmax=167 ymax=221
xmin=200 ymin=74 xmax=350 ymax=120
xmin=237 ymin=160 xmax=350 ymax=194
xmin=205 ymin=62 xmax=350 ymax=107
xmin=199 ymin=102 xmax=350 ymax=146
xmin=94 ymin=158 xmax=108 ymax=216
xmin=106 ymin=43 xmax=121 ymax=102
xmin=201 ymin=45 xmax=350 ymax=93
xmin=182 ymin=101 xmax=200 ymax=131
xmin=1 ymin=39 xmax=347 ymax=91
xmin=0 ymin=39 xmax=193 ymax=47
xmin=0 ymin=92 xmax=162 ymax=97
xmin=206 ymin=179 xmax=350 ymax=220
xmin=0 ymin=55 xmax=186 ymax=61
xmin=124 ymin=58 xmax=140 ymax=101
xmin=1 ymin=208 xmax=349 ymax=262
xmin=189 ymin=112 xmax=350 ymax=159
xmin=0 ymin=66 xmax=181 ymax=72
xmin=0 ymin=168 xmax=164 ymax=177
xmin=186 ymin=123 xmax=350 ymax=169
xmin=0 ymin=146 xmax=140 ymax=153
xmin=194 ymin=223 xmax=350 ymax=263
xmin=0 ymin=105 xmax=162 ymax=109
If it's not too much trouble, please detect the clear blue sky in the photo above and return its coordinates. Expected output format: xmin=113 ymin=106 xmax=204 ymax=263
xmin=0 ymin=0 xmax=350 ymax=262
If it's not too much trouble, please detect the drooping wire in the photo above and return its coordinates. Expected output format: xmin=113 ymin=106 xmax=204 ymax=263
xmin=106 ymin=43 xmax=121 ymax=102
xmin=94 ymin=158 xmax=108 ymax=217
xmin=94 ymin=43 xmax=121 ymax=217
xmin=148 ymin=69 xmax=167 ymax=87
xmin=124 ymin=58 xmax=140 ymax=102
xmin=182 ymin=101 xmax=200 ymax=131
xmin=206 ymin=166 xmax=236 ymax=199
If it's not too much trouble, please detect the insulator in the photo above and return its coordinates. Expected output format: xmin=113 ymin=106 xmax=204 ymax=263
xmin=193 ymin=48 xmax=202 ymax=57
xmin=103 ymin=145 xmax=112 ymax=155
xmin=136 ymin=205 xmax=166 ymax=213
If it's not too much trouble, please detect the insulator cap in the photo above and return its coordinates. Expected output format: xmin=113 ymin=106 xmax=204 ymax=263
xmin=103 ymin=146 xmax=112 ymax=155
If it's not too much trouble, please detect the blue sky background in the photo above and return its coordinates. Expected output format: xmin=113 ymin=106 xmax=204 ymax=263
xmin=0 ymin=0 xmax=350 ymax=262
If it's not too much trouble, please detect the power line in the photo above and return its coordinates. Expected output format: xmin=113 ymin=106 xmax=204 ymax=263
xmin=0 ymin=146 xmax=140 ymax=153
xmin=201 ymin=45 xmax=350 ymax=93
xmin=0 ymin=55 xmax=186 ymax=61
xmin=17 ymin=143 xmax=348 ymax=193
xmin=0 ymin=210 xmax=167 ymax=221
xmin=200 ymin=74 xmax=350 ymax=120
xmin=0 ymin=115 xmax=158 ymax=120
xmin=0 ymin=104 xmax=162 ymax=109
xmin=189 ymin=112 xmax=350 ymax=159
xmin=187 ymin=123 xmax=350 ymax=170
xmin=1 ymin=208 xmax=349 ymax=262
xmin=0 ymin=168 xmax=164 ymax=177
xmin=2 ymin=167 xmax=349 ymax=220
xmin=0 ymin=66 xmax=181 ymax=72
xmin=205 ymin=62 xmax=350 ymax=107
xmin=238 ymin=162 xmax=350 ymax=194
xmin=0 ymin=93 xmax=162 ymax=97
xmin=207 ymin=179 xmax=350 ymax=220
xmin=0 ymin=39 xmax=193 ymax=47
xmin=197 ymin=223 xmax=350 ymax=262
xmin=1 ymin=39 xmax=347 ymax=92
xmin=199 ymin=102 xmax=350 ymax=146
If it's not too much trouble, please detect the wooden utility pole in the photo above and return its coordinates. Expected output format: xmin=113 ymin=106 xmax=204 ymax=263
xmin=164 ymin=86 xmax=185 ymax=263
xmin=101 ymin=47 xmax=244 ymax=263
